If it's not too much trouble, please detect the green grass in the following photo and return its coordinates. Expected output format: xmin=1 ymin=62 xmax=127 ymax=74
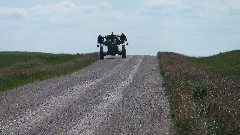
xmin=191 ymin=50 xmax=240 ymax=79
xmin=158 ymin=50 xmax=240 ymax=135
xmin=0 ymin=51 xmax=99 ymax=92
xmin=0 ymin=52 xmax=40 ymax=68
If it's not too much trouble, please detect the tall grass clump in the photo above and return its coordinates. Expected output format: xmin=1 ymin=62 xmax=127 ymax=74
xmin=0 ymin=52 xmax=99 ymax=92
xmin=158 ymin=50 xmax=240 ymax=135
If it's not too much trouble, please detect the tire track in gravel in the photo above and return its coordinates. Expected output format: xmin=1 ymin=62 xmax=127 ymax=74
xmin=66 ymin=56 xmax=143 ymax=135
xmin=94 ymin=56 xmax=174 ymax=135
xmin=0 ymin=56 xmax=175 ymax=135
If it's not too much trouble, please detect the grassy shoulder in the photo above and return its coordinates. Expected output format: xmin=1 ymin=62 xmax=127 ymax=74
xmin=158 ymin=50 xmax=240 ymax=135
xmin=0 ymin=52 xmax=99 ymax=92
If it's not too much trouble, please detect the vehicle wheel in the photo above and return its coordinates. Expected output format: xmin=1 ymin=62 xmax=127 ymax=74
xmin=100 ymin=47 xmax=104 ymax=60
xmin=122 ymin=45 xmax=126 ymax=58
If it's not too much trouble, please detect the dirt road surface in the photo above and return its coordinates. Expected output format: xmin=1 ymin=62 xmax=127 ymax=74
xmin=0 ymin=56 xmax=174 ymax=135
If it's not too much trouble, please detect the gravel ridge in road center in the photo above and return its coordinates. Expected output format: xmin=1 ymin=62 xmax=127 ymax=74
xmin=67 ymin=56 xmax=143 ymax=135
xmin=0 ymin=55 xmax=175 ymax=135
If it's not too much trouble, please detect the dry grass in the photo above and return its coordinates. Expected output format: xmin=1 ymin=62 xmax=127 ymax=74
xmin=158 ymin=51 xmax=240 ymax=135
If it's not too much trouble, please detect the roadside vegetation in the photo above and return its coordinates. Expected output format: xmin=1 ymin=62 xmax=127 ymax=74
xmin=0 ymin=51 xmax=98 ymax=92
xmin=158 ymin=50 xmax=240 ymax=135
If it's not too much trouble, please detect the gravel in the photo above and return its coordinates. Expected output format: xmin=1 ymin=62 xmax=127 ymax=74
xmin=0 ymin=55 xmax=175 ymax=135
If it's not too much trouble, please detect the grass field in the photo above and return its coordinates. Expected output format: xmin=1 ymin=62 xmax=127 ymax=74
xmin=158 ymin=50 xmax=240 ymax=135
xmin=0 ymin=51 xmax=99 ymax=92
xmin=191 ymin=50 xmax=240 ymax=80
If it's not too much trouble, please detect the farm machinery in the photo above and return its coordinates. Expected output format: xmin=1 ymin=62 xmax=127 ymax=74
xmin=97 ymin=32 xmax=128 ymax=60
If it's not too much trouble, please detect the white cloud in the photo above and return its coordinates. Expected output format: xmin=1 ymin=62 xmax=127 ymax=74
xmin=143 ymin=0 xmax=181 ymax=9
xmin=29 ymin=1 xmax=77 ymax=17
xmin=0 ymin=1 xmax=141 ymax=25
xmin=0 ymin=1 xmax=78 ymax=19
xmin=0 ymin=7 xmax=27 ymax=17
xmin=142 ymin=0 xmax=240 ymax=15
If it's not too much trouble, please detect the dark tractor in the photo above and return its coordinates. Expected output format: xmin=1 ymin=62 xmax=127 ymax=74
xmin=97 ymin=32 xmax=128 ymax=60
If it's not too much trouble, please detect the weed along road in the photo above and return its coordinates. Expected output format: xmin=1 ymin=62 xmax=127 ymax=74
xmin=0 ymin=56 xmax=174 ymax=135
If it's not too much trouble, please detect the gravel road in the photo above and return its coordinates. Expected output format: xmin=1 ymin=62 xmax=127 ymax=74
xmin=0 ymin=56 xmax=174 ymax=135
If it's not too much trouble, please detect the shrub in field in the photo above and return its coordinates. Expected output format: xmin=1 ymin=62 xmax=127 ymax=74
xmin=191 ymin=80 xmax=210 ymax=99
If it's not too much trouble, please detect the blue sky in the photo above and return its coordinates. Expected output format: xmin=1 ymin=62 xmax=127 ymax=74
xmin=0 ymin=0 xmax=239 ymax=56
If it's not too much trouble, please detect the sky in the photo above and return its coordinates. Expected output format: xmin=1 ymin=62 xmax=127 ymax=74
xmin=0 ymin=0 xmax=239 ymax=56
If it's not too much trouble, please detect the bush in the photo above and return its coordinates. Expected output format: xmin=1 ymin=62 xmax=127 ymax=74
xmin=192 ymin=80 xmax=211 ymax=99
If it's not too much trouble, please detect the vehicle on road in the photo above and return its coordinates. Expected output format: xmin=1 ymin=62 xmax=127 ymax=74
xmin=97 ymin=32 xmax=128 ymax=60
